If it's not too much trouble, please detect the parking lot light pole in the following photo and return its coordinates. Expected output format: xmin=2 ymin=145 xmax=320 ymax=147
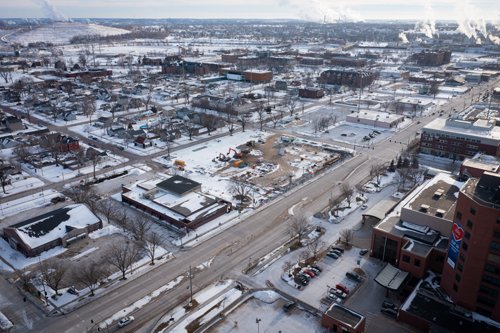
xmin=256 ymin=318 xmax=261 ymax=333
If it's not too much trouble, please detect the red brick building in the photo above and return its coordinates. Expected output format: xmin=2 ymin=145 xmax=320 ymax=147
xmin=420 ymin=118 xmax=500 ymax=161
xmin=459 ymin=155 xmax=500 ymax=180
xmin=370 ymin=174 xmax=461 ymax=279
xmin=299 ymin=87 xmax=324 ymax=99
xmin=441 ymin=172 xmax=500 ymax=320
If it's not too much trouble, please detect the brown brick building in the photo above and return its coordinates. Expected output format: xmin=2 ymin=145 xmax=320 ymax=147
xmin=441 ymin=172 xmax=500 ymax=320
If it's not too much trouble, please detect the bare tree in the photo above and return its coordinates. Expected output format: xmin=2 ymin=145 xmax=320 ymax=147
xmin=285 ymin=95 xmax=298 ymax=117
xmin=40 ymin=134 xmax=61 ymax=167
xmin=329 ymin=196 xmax=343 ymax=217
xmin=341 ymin=183 xmax=354 ymax=208
xmin=0 ymin=67 xmax=12 ymax=83
xmin=201 ymin=114 xmax=218 ymax=136
xmin=130 ymin=215 xmax=152 ymax=242
xmin=256 ymin=102 xmax=266 ymax=131
xmin=312 ymin=117 xmax=321 ymax=134
xmin=63 ymin=185 xmax=98 ymax=212
xmin=282 ymin=260 xmax=293 ymax=274
xmin=226 ymin=112 xmax=235 ymax=136
xmin=0 ymin=160 xmax=11 ymax=194
xmin=340 ymin=228 xmax=354 ymax=246
xmin=229 ymin=180 xmax=251 ymax=209
xmin=307 ymin=236 xmax=326 ymax=259
xmin=86 ymin=148 xmax=102 ymax=179
xmin=78 ymin=52 xmax=88 ymax=68
xmin=72 ymin=260 xmax=108 ymax=296
xmin=288 ymin=214 xmax=309 ymax=245
xmin=142 ymin=231 xmax=164 ymax=265
xmin=370 ymin=164 xmax=386 ymax=185
xmin=82 ymin=96 xmax=97 ymax=125
xmin=106 ymin=241 xmax=142 ymax=280
xmin=40 ymin=260 xmax=68 ymax=296
xmin=271 ymin=113 xmax=281 ymax=129
xmin=238 ymin=115 xmax=247 ymax=132
xmin=97 ymin=199 xmax=119 ymax=224
xmin=14 ymin=143 xmax=32 ymax=163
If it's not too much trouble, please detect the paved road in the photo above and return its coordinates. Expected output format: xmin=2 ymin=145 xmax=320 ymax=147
xmin=4 ymin=78 xmax=499 ymax=333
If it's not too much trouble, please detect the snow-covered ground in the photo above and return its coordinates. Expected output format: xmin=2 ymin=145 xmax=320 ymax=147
xmin=21 ymin=145 xmax=128 ymax=183
xmin=8 ymin=22 xmax=129 ymax=45
xmin=0 ymin=188 xmax=61 ymax=218
xmin=210 ymin=291 xmax=325 ymax=333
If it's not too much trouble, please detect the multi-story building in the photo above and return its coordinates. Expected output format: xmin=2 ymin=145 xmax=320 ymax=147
xmin=318 ymin=69 xmax=377 ymax=89
xmin=420 ymin=118 xmax=500 ymax=160
xmin=370 ymin=173 xmax=462 ymax=279
xmin=411 ymin=49 xmax=452 ymax=66
xmin=441 ymin=171 xmax=500 ymax=320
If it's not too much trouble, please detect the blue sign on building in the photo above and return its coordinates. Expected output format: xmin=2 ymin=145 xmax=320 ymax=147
xmin=447 ymin=222 xmax=464 ymax=269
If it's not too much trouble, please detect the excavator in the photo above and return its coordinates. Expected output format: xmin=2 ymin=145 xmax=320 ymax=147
xmin=227 ymin=147 xmax=242 ymax=159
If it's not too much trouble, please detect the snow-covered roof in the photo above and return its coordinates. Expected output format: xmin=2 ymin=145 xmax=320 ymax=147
xmin=123 ymin=177 xmax=227 ymax=222
xmin=423 ymin=117 xmax=500 ymax=143
xmin=8 ymin=204 xmax=100 ymax=249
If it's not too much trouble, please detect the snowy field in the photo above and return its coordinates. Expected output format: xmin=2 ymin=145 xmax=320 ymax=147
xmin=8 ymin=22 xmax=129 ymax=45
xmin=21 ymin=145 xmax=128 ymax=183
xmin=0 ymin=171 xmax=45 ymax=198
xmin=0 ymin=188 xmax=61 ymax=219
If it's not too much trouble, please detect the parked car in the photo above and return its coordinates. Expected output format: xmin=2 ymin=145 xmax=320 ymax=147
xmin=381 ymin=307 xmax=398 ymax=317
xmin=308 ymin=267 xmax=321 ymax=275
xmin=346 ymin=272 xmax=362 ymax=282
xmin=118 ymin=316 xmax=134 ymax=328
xmin=329 ymin=288 xmax=347 ymax=299
xmin=327 ymin=252 xmax=339 ymax=259
xmin=302 ymin=270 xmax=316 ymax=278
xmin=283 ymin=302 xmax=296 ymax=312
xmin=326 ymin=294 xmax=342 ymax=304
xmin=297 ymin=273 xmax=311 ymax=282
xmin=382 ymin=300 xmax=397 ymax=310
xmin=311 ymin=264 xmax=322 ymax=272
xmin=294 ymin=277 xmax=307 ymax=286
xmin=330 ymin=247 xmax=345 ymax=253
xmin=359 ymin=249 xmax=369 ymax=256
xmin=336 ymin=284 xmax=350 ymax=294
xmin=67 ymin=287 xmax=79 ymax=295
xmin=331 ymin=249 xmax=343 ymax=256
xmin=361 ymin=204 xmax=368 ymax=210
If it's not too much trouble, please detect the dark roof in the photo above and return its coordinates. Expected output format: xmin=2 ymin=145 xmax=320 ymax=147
xmin=10 ymin=206 xmax=73 ymax=238
xmin=156 ymin=175 xmax=201 ymax=196
xmin=324 ymin=304 xmax=364 ymax=328
xmin=404 ymin=282 xmax=500 ymax=333
xmin=475 ymin=171 xmax=500 ymax=205
xmin=374 ymin=263 xmax=409 ymax=290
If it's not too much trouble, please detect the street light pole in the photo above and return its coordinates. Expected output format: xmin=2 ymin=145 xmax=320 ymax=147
xmin=256 ymin=318 xmax=261 ymax=333
xmin=189 ymin=265 xmax=193 ymax=304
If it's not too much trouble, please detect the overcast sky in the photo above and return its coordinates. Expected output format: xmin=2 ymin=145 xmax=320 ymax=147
xmin=1 ymin=0 xmax=499 ymax=21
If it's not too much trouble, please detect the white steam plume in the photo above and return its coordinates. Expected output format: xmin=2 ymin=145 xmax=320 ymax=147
xmin=31 ymin=0 xmax=71 ymax=22
xmin=398 ymin=32 xmax=409 ymax=44
xmin=280 ymin=0 xmax=364 ymax=23
xmin=414 ymin=0 xmax=436 ymax=38
xmin=455 ymin=0 xmax=488 ymax=41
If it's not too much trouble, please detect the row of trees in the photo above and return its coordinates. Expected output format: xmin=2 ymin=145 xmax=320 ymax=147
xmin=19 ymin=198 xmax=166 ymax=298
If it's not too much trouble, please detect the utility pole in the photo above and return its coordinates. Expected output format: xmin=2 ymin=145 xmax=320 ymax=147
xmin=189 ymin=265 xmax=193 ymax=304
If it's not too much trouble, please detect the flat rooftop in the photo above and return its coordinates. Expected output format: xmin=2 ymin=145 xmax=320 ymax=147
xmin=423 ymin=118 xmax=500 ymax=142
xmin=325 ymin=303 xmax=364 ymax=328
xmin=407 ymin=179 xmax=460 ymax=221
xmin=348 ymin=110 xmax=404 ymax=122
